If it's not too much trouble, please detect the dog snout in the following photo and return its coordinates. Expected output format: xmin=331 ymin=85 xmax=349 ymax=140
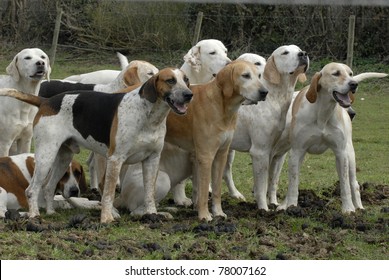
xmin=182 ymin=90 xmax=193 ymax=102
xmin=349 ymin=81 xmax=358 ymax=92
xmin=68 ymin=186 xmax=80 ymax=198
xmin=259 ymin=88 xmax=268 ymax=101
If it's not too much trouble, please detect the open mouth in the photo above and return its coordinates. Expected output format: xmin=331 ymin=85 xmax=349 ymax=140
xmin=166 ymin=97 xmax=189 ymax=115
xmin=332 ymin=91 xmax=353 ymax=108
xmin=30 ymin=70 xmax=45 ymax=79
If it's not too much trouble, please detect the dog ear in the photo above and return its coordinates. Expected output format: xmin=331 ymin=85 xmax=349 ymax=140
xmin=139 ymin=75 xmax=158 ymax=103
xmin=6 ymin=56 xmax=20 ymax=82
xmin=183 ymin=45 xmax=201 ymax=73
xmin=263 ymin=55 xmax=281 ymax=85
xmin=306 ymin=72 xmax=322 ymax=103
xmin=216 ymin=63 xmax=234 ymax=98
xmin=123 ymin=66 xmax=140 ymax=86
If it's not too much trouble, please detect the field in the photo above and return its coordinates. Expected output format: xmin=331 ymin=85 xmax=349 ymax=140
xmin=0 ymin=50 xmax=388 ymax=260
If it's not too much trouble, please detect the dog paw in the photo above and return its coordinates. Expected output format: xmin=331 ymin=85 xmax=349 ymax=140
xmin=230 ymin=191 xmax=246 ymax=201
xmin=174 ymin=197 xmax=193 ymax=207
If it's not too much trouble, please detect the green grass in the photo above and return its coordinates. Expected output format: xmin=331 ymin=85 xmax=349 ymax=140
xmin=0 ymin=51 xmax=388 ymax=260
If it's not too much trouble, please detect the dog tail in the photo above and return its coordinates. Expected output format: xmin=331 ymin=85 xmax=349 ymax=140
xmin=0 ymin=88 xmax=42 ymax=107
xmin=353 ymin=72 xmax=388 ymax=83
xmin=117 ymin=52 xmax=129 ymax=70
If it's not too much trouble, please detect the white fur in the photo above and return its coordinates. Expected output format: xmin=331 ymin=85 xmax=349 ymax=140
xmin=180 ymin=39 xmax=231 ymax=84
xmin=0 ymin=48 xmax=51 ymax=156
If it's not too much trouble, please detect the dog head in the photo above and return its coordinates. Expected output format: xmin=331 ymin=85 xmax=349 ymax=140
xmin=126 ymin=60 xmax=159 ymax=84
xmin=57 ymin=159 xmax=87 ymax=199
xmin=264 ymin=45 xmax=309 ymax=85
xmin=6 ymin=48 xmax=51 ymax=83
xmin=139 ymin=68 xmax=193 ymax=114
xmin=216 ymin=60 xmax=268 ymax=105
xmin=183 ymin=39 xmax=231 ymax=77
xmin=236 ymin=53 xmax=267 ymax=76
xmin=306 ymin=63 xmax=358 ymax=108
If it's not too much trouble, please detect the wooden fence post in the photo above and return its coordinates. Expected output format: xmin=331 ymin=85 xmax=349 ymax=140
xmin=347 ymin=15 xmax=356 ymax=68
xmin=192 ymin=11 xmax=204 ymax=46
xmin=50 ymin=3 xmax=63 ymax=68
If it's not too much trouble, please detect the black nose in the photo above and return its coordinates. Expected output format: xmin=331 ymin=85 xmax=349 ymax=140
xmin=259 ymin=89 xmax=268 ymax=101
xmin=298 ymin=51 xmax=307 ymax=57
xmin=69 ymin=186 xmax=79 ymax=198
xmin=349 ymin=81 xmax=358 ymax=91
xmin=36 ymin=60 xmax=45 ymax=66
xmin=183 ymin=90 xmax=193 ymax=102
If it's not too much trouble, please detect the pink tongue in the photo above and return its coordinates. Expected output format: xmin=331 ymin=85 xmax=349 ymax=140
xmin=174 ymin=102 xmax=187 ymax=113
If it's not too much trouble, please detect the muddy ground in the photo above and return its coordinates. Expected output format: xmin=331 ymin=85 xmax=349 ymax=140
xmin=1 ymin=182 xmax=388 ymax=260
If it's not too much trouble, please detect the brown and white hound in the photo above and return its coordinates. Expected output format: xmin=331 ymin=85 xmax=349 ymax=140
xmin=0 ymin=67 xmax=193 ymax=223
xmin=0 ymin=153 xmax=86 ymax=217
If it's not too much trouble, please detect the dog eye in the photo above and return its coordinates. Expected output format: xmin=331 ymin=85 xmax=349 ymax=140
xmin=254 ymin=62 xmax=262 ymax=66
xmin=258 ymin=74 xmax=262 ymax=79
xmin=24 ymin=56 xmax=32 ymax=60
xmin=41 ymin=55 xmax=46 ymax=59
xmin=282 ymin=51 xmax=289 ymax=55
xmin=242 ymin=73 xmax=251 ymax=79
xmin=147 ymin=72 xmax=154 ymax=76
xmin=349 ymin=72 xmax=353 ymax=76
xmin=332 ymin=71 xmax=340 ymax=77
xmin=184 ymin=76 xmax=189 ymax=83
xmin=209 ymin=51 xmax=216 ymax=55
xmin=166 ymin=78 xmax=176 ymax=85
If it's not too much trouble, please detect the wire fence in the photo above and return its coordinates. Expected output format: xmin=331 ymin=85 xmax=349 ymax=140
xmin=0 ymin=1 xmax=388 ymax=62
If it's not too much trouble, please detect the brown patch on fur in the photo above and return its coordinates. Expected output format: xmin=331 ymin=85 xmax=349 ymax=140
xmin=123 ymin=66 xmax=141 ymax=86
xmin=306 ymin=72 xmax=322 ymax=103
xmin=264 ymin=55 xmax=281 ymax=85
xmin=108 ymin=111 xmax=119 ymax=157
xmin=71 ymin=160 xmax=87 ymax=194
xmin=0 ymin=157 xmax=30 ymax=209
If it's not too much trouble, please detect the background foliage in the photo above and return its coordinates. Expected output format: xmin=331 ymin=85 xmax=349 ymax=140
xmin=0 ymin=0 xmax=388 ymax=60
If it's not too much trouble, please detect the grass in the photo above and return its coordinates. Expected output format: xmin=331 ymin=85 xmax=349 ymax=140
xmin=0 ymin=50 xmax=388 ymax=260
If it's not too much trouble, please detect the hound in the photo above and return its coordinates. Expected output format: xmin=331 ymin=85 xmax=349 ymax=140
xmin=224 ymin=45 xmax=309 ymax=211
xmin=166 ymin=60 xmax=268 ymax=221
xmin=180 ymin=39 xmax=231 ymax=84
xmin=0 ymin=67 xmax=193 ymax=223
xmin=275 ymin=63 xmax=388 ymax=212
xmin=0 ymin=48 xmax=51 ymax=156
xmin=0 ymin=153 xmax=87 ymax=218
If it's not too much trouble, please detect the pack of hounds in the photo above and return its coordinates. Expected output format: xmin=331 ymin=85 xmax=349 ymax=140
xmin=0 ymin=40 xmax=387 ymax=223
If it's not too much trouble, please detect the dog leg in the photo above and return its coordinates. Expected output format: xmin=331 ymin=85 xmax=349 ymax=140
xmin=223 ymin=150 xmax=246 ymax=201
xmin=335 ymin=152 xmax=355 ymax=213
xmin=250 ymin=148 xmax=270 ymax=210
xmin=195 ymin=153 xmax=213 ymax=221
xmin=87 ymin=152 xmax=99 ymax=190
xmin=268 ymin=153 xmax=287 ymax=206
xmin=26 ymin=147 xmax=61 ymax=218
xmin=141 ymin=154 xmax=160 ymax=215
xmin=172 ymin=180 xmax=193 ymax=207
xmin=43 ymin=146 xmax=74 ymax=215
xmin=100 ymin=158 xmax=122 ymax=223
xmin=347 ymin=144 xmax=364 ymax=210
xmin=211 ymin=148 xmax=229 ymax=218
xmin=277 ymin=149 xmax=305 ymax=210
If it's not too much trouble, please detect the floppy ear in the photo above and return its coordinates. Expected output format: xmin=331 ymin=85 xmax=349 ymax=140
xmin=6 ymin=55 xmax=20 ymax=82
xmin=183 ymin=45 xmax=201 ymax=72
xmin=123 ymin=66 xmax=141 ymax=86
xmin=216 ymin=63 xmax=234 ymax=98
xmin=138 ymin=75 xmax=158 ymax=103
xmin=298 ymin=73 xmax=307 ymax=83
xmin=263 ymin=55 xmax=280 ymax=85
xmin=306 ymin=72 xmax=322 ymax=103
xmin=349 ymin=92 xmax=355 ymax=104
